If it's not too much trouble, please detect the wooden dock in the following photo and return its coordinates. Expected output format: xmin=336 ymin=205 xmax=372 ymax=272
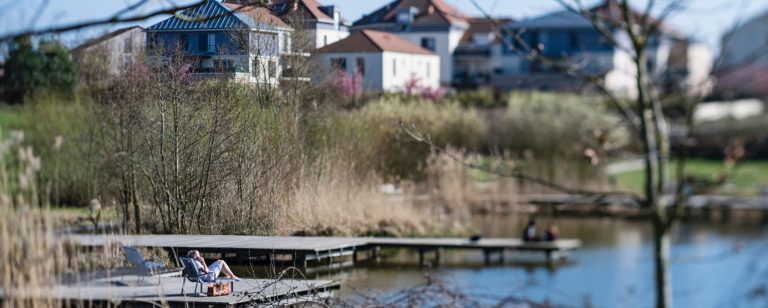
xmin=0 ymin=275 xmax=339 ymax=307
xmin=66 ymin=234 xmax=581 ymax=266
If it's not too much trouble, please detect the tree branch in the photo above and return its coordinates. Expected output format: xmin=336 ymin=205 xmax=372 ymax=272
xmin=467 ymin=0 xmax=643 ymax=138
xmin=0 ymin=0 xmax=211 ymax=42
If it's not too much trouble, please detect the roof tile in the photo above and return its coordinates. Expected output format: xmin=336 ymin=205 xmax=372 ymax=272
xmin=317 ymin=30 xmax=435 ymax=55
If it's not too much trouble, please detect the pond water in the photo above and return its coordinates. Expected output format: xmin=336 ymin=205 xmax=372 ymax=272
xmin=237 ymin=216 xmax=768 ymax=307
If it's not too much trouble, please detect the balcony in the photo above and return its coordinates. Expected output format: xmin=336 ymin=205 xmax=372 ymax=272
xmin=454 ymin=45 xmax=492 ymax=56
xmin=453 ymin=72 xmax=491 ymax=87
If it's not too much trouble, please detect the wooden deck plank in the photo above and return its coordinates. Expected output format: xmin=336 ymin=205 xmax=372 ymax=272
xmin=6 ymin=276 xmax=339 ymax=306
xmin=65 ymin=235 xmax=581 ymax=256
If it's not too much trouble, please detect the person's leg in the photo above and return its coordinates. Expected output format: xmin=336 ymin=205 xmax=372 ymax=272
xmin=207 ymin=260 xmax=223 ymax=278
xmin=219 ymin=260 xmax=240 ymax=280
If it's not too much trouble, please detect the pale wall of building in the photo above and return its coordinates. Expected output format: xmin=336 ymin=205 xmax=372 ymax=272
xmin=320 ymin=51 xmax=439 ymax=92
xmin=394 ymin=27 xmax=465 ymax=85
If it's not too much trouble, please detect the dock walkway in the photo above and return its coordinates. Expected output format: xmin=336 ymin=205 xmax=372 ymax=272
xmin=67 ymin=234 xmax=581 ymax=266
xmin=1 ymin=275 xmax=338 ymax=307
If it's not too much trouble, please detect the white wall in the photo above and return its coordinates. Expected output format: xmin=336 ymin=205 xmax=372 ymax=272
xmin=394 ymin=27 xmax=465 ymax=85
xmin=605 ymin=47 xmax=638 ymax=98
xmin=313 ymin=27 xmax=350 ymax=49
xmin=685 ymin=43 xmax=713 ymax=96
xmin=320 ymin=51 xmax=439 ymax=92
xmin=382 ymin=52 xmax=440 ymax=91
xmin=321 ymin=52 xmax=384 ymax=90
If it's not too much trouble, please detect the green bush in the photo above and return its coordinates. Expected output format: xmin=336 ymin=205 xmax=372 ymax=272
xmin=20 ymin=93 xmax=98 ymax=206
xmin=447 ymin=87 xmax=504 ymax=108
xmin=496 ymin=91 xmax=629 ymax=161
xmin=322 ymin=97 xmax=487 ymax=180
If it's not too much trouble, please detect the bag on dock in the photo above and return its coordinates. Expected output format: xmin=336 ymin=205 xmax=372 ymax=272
xmin=207 ymin=282 xmax=231 ymax=296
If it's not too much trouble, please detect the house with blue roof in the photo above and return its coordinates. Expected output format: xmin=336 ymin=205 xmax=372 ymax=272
xmin=453 ymin=0 xmax=711 ymax=98
xmin=145 ymin=0 xmax=294 ymax=84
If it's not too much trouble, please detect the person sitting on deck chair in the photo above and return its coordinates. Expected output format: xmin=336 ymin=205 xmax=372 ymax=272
xmin=542 ymin=224 xmax=559 ymax=241
xmin=187 ymin=250 xmax=241 ymax=281
xmin=522 ymin=219 xmax=538 ymax=242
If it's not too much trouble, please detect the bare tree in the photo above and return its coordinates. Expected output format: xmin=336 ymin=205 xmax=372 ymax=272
xmin=403 ymin=1 xmax=750 ymax=307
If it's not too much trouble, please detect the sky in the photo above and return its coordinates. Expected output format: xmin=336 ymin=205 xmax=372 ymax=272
xmin=1 ymin=0 xmax=767 ymax=54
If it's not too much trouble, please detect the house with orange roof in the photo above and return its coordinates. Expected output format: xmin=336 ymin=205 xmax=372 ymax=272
xmin=267 ymin=0 xmax=350 ymax=48
xmin=351 ymin=0 xmax=469 ymax=86
xmin=317 ymin=30 xmax=440 ymax=92
xmin=144 ymin=0 xmax=294 ymax=85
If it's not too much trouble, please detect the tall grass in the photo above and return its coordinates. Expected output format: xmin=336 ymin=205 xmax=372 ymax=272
xmin=323 ymin=97 xmax=488 ymax=181
xmin=0 ymin=131 xmax=63 ymax=306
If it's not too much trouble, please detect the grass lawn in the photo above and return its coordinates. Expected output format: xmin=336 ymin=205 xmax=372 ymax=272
xmin=0 ymin=105 xmax=25 ymax=133
xmin=615 ymin=159 xmax=768 ymax=196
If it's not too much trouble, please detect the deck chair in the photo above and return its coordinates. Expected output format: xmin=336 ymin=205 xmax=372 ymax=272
xmin=123 ymin=246 xmax=167 ymax=276
xmin=179 ymin=257 xmax=236 ymax=297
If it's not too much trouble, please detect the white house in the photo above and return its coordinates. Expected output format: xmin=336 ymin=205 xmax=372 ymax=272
xmin=456 ymin=0 xmax=711 ymax=98
xmin=351 ymin=0 xmax=469 ymax=86
xmin=317 ymin=30 xmax=440 ymax=92
xmin=259 ymin=0 xmax=350 ymax=49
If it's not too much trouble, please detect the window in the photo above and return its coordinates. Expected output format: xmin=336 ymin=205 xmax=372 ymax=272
xmin=269 ymin=60 xmax=278 ymax=78
xmin=356 ymin=57 xmax=365 ymax=76
xmin=148 ymin=33 xmax=159 ymax=51
xmin=330 ymin=57 xmax=347 ymax=70
xmin=392 ymin=58 xmax=397 ymax=76
xmin=235 ymin=32 xmax=248 ymax=53
xmin=252 ymin=58 xmax=259 ymax=77
xmin=124 ymin=38 xmax=133 ymax=54
xmin=198 ymin=33 xmax=207 ymax=52
xmin=569 ymin=32 xmax=578 ymax=49
xmin=214 ymin=59 xmax=233 ymax=71
xmin=179 ymin=34 xmax=189 ymax=51
xmin=207 ymin=33 xmax=216 ymax=52
xmin=323 ymin=35 xmax=328 ymax=47
xmin=421 ymin=37 xmax=436 ymax=51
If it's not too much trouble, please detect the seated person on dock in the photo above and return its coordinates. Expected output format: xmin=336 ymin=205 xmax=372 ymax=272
xmin=522 ymin=219 xmax=538 ymax=241
xmin=187 ymin=250 xmax=241 ymax=281
xmin=542 ymin=224 xmax=559 ymax=241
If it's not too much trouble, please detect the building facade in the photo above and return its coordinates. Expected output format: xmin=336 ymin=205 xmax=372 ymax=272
xmin=352 ymin=0 xmax=469 ymax=86
xmin=451 ymin=0 xmax=711 ymax=98
xmin=145 ymin=0 xmax=293 ymax=85
xmin=715 ymin=10 xmax=768 ymax=98
xmin=268 ymin=0 xmax=350 ymax=49
xmin=452 ymin=18 xmax=511 ymax=89
xmin=317 ymin=30 xmax=439 ymax=92
xmin=72 ymin=26 xmax=145 ymax=84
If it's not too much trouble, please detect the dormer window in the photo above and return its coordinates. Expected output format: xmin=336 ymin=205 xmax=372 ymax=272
xmin=421 ymin=37 xmax=436 ymax=51
xmin=396 ymin=7 xmax=419 ymax=30
xmin=272 ymin=3 xmax=286 ymax=12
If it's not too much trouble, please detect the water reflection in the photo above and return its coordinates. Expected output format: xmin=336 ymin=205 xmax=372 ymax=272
xmin=236 ymin=216 xmax=768 ymax=307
